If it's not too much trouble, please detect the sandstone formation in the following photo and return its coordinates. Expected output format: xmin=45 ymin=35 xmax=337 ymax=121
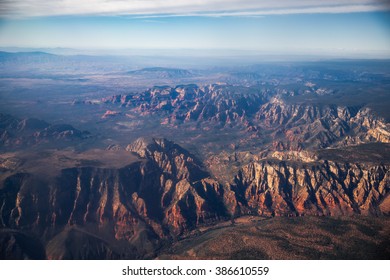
xmin=0 ymin=137 xmax=389 ymax=259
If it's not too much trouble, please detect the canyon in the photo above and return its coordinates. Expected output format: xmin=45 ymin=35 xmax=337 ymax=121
xmin=1 ymin=55 xmax=389 ymax=259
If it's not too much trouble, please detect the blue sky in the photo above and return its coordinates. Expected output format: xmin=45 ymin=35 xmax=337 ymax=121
xmin=0 ymin=0 xmax=389 ymax=57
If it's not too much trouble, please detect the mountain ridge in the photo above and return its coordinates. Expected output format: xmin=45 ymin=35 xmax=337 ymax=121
xmin=1 ymin=136 xmax=389 ymax=259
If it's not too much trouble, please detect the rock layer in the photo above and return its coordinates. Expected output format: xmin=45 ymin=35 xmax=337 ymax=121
xmin=1 ymin=138 xmax=389 ymax=259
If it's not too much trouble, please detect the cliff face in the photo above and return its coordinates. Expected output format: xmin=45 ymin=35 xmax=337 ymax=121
xmin=256 ymin=99 xmax=390 ymax=150
xmin=1 ymin=138 xmax=389 ymax=259
xmin=233 ymin=161 xmax=389 ymax=217
xmin=102 ymin=84 xmax=266 ymax=128
xmin=126 ymin=138 xmax=226 ymax=234
xmin=0 ymin=138 xmax=227 ymax=258
xmin=100 ymin=85 xmax=390 ymax=153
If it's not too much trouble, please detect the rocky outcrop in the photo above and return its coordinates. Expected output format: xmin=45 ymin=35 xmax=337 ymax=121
xmin=233 ymin=160 xmax=389 ymax=217
xmin=1 ymin=138 xmax=389 ymax=259
xmin=255 ymin=98 xmax=390 ymax=150
xmin=101 ymin=84 xmax=267 ymax=128
xmin=98 ymin=85 xmax=390 ymax=153
xmin=126 ymin=137 xmax=208 ymax=182
xmin=101 ymin=110 xmax=121 ymax=119
xmin=0 ymin=138 xmax=227 ymax=258
xmin=126 ymin=138 xmax=226 ymax=234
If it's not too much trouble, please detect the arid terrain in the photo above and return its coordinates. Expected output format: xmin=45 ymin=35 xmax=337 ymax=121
xmin=158 ymin=216 xmax=390 ymax=260
xmin=0 ymin=52 xmax=389 ymax=259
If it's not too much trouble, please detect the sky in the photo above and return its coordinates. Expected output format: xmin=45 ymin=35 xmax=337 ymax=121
xmin=0 ymin=0 xmax=389 ymax=57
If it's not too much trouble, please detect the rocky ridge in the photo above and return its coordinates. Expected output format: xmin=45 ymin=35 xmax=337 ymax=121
xmin=1 ymin=137 xmax=389 ymax=259
xmin=0 ymin=138 xmax=227 ymax=258
xmin=98 ymin=84 xmax=390 ymax=153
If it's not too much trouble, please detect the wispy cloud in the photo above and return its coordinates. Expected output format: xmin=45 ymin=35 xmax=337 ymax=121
xmin=134 ymin=5 xmax=390 ymax=19
xmin=1 ymin=0 xmax=389 ymax=18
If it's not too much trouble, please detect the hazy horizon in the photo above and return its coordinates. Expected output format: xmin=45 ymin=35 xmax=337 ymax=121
xmin=1 ymin=46 xmax=390 ymax=61
xmin=0 ymin=1 xmax=389 ymax=59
